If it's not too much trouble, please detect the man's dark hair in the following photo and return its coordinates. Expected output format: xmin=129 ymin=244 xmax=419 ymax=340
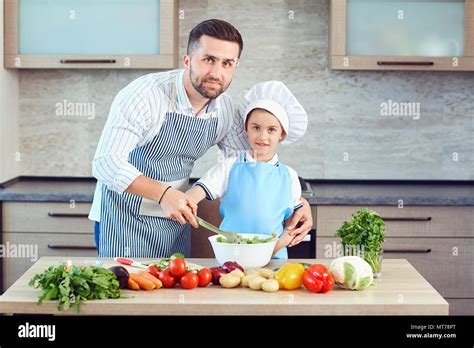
xmin=187 ymin=19 xmax=243 ymax=58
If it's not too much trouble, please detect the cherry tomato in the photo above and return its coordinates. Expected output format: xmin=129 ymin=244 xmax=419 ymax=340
xmin=146 ymin=265 xmax=160 ymax=278
xmin=158 ymin=269 xmax=178 ymax=288
xmin=169 ymin=258 xmax=187 ymax=278
xmin=180 ymin=272 xmax=199 ymax=290
xmin=197 ymin=268 xmax=212 ymax=287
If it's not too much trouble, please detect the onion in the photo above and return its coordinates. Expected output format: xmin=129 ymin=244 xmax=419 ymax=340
xmin=222 ymin=261 xmax=244 ymax=274
xmin=209 ymin=267 xmax=227 ymax=285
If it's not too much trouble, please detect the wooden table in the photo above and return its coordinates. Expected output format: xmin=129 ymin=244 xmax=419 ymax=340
xmin=0 ymin=257 xmax=448 ymax=315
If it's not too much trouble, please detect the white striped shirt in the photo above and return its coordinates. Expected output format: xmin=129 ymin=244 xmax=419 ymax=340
xmin=89 ymin=69 xmax=250 ymax=221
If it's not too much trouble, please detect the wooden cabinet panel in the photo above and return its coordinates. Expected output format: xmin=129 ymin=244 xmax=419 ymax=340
xmin=316 ymin=205 xmax=474 ymax=238
xmin=2 ymin=202 xmax=94 ymax=233
xmin=2 ymin=232 xmax=97 ymax=291
xmin=316 ymin=237 xmax=474 ymax=298
xmin=4 ymin=0 xmax=178 ymax=69
xmin=330 ymin=0 xmax=474 ymax=71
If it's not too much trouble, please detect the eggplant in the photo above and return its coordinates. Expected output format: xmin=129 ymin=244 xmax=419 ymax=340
xmin=210 ymin=267 xmax=226 ymax=285
xmin=222 ymin=261 xmax=244 ymax=274
xmin=108 ymin=266 xmax=130 ymax=289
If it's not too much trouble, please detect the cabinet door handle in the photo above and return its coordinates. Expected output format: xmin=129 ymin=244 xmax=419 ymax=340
xmin=384 ymin=248 xmax=432 ymax=254
xmin=380 ymin=216 xmax=432 ymax=221
xmin=48 ymin=212 xmax=89 ymax=218
xmin=47 ymin=244 xmax=96 ymax=250
xmin=377 ymin=61 xmax=434 ymax=66
xmin=60 ymin=59 xmax=116 ymax=64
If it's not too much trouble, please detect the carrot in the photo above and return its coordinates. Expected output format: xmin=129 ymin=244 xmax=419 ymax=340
xmin=139 ymin=271 xmax=163 ymax=289
xmin=127 ymin=277 xmax=140 ymax=291
xmin=130 ymin=273 xmax=155 ymax=290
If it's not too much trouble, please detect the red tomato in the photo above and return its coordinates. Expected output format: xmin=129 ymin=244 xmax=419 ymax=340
xmin=197 ymin=268 xmax=212 ymax=287
xmin=146 ymin=265 xmax=160 ymax=278
xmin=169 ymin=258 xmax=187 ymax=278
xmin=158 ymin=269 xmax=178 ymax=288
xmin=180 ymin=272 xmax=199 ymax=290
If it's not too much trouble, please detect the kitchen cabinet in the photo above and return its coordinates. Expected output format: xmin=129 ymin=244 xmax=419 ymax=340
xmin=316 ymin=205 xmax=473 ymax=238
xmin=2 ymin=232 xmax=96 ymax=289
xmin=315 ymin=205 xmax=474 ymax=315
xmin=0 ymin=257 xmax=448 ymax=315
xmin=4 ymin=0 xmax=178 ymax=69
xmin=3 ymin=201 xmax=94 ymax=233
xmin=448 ymin=299 xmax=474 ymax=315
xmin=330 ymin=0 xmax=474 ymax=71
xmin=1 ymin=201 xmax=95 ymax=291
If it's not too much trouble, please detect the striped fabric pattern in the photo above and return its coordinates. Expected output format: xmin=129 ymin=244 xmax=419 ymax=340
xmin=89 ymin=69 xmax=250 ymax=222
xmin=99 ymin=111 xmax=219 ymax=258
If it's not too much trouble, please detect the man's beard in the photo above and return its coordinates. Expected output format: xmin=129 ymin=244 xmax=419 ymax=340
xmin=189 ymin=65 xmax=229 ymax=99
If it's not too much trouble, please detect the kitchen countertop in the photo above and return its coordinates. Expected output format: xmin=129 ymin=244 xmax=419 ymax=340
xmin=0 ymin=257 xmax=448 ymax=315
xmin=0 ymin=176 xmax=473 ymax=205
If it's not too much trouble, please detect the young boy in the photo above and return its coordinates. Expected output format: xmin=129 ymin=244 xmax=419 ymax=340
xmin=186 ymin=81 xmax=307 ymax=258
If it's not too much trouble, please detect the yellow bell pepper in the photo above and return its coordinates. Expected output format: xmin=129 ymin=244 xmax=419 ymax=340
xmin=275 ymin=263 xmax=305 ymax=290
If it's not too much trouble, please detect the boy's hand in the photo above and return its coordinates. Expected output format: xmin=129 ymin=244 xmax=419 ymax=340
xmin=272 ymin=229 xmax=293 ymax=256
xmin=185 ymin=186 xmax=207 ymax=206
xmin=285 ymin=198 xmax=313 ymax=247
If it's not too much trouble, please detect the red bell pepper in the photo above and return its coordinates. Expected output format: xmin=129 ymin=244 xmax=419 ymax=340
xmin=302 ymin=264 xmax=335 ymax=293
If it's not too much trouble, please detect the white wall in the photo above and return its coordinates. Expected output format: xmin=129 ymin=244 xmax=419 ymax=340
xmin=0 ymin=0 xmax=20 ymax=183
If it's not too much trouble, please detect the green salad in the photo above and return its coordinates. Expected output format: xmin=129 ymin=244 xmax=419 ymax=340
xmin=217 ymin=235 xmax=277 ymax=244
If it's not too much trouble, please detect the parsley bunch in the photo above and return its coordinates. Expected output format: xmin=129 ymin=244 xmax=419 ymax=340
xmin=29 ymin=263 xmax=121 ymax=313
xmin=335 ymin=209 xmax=386 ymax=273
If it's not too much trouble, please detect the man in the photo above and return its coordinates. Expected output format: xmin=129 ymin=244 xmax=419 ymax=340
xmin=89 ymin=19 xmax=312 ymax=257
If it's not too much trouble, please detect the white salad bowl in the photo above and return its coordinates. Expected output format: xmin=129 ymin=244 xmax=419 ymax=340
xmin=208 ymin=234 xmax=277 ymax=269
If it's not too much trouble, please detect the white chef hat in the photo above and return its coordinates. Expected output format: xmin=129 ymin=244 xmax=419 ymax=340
xmin=240 ymin=81 xmax=308 ymax=144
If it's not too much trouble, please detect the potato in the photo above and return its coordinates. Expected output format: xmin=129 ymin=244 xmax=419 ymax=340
xmin=261 ymin=279 xmax=279 ymax=293
xmin=248 ymin=276 xmax=267 ymax=290
xmin=245 ymin=269 xmax=260 ymax=276
xmin=229 ymin=269 xmax=244 ymax=278
xmin=219 ymin=274 xmax=241 ymax=288
xmin=257 ymin=268 xmax=274 ymax=279
xmin=241 ymin=274 xmax=258 ymax=287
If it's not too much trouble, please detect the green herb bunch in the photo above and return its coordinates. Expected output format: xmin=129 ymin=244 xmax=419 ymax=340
xmin=335 ymin=209 xmax=386 ymax=273
xmin=29 ymin=263 xmax=121 ymax=313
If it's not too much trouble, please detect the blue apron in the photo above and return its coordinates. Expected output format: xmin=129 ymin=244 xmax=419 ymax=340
xmin=98 ymin=85 xmax=219 ymax=258
xmin=219 ymin=153 xmax=294 ymax=258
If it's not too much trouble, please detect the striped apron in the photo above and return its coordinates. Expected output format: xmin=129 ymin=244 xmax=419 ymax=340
xmin=99 ymin=85 xmax=219 ymax=258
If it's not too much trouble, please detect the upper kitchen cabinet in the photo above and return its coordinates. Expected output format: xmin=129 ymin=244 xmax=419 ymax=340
xmin=3 ymin=0 xmax=178 ymax=69
xmin=330 ymin=0 xmax=474 ymax=71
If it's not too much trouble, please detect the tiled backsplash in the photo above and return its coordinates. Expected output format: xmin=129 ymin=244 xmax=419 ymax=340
xmin=18 ymin=0 xmax=474 ymax=180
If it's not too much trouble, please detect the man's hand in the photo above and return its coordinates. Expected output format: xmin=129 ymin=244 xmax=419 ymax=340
xmin=159 ymin=188 xmax=198 ymax=228
xmin=285 ymin=197 xmax=313 ymax=247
